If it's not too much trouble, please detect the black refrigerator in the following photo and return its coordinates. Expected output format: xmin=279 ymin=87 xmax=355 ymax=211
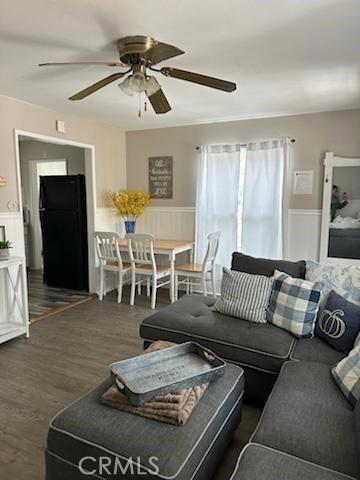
xmin=39 ymin=175 xmax=89 ymax=291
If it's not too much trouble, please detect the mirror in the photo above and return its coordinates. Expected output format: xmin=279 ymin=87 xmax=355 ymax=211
xmin=320 ymin=153 xmax=360 ymax=263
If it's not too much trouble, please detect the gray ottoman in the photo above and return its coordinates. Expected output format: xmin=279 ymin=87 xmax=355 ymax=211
xmin=46 ymin=364 xmax=244 ymax=480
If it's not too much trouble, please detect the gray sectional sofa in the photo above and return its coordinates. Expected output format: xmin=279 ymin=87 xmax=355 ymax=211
xmin=233 ymin=362 xmax=360 ymax=479
xmin=140 ymin=252 xmax=360 ymax=479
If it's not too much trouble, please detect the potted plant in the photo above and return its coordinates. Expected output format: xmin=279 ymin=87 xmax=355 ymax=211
xmin=0 ymin=240 xmax=12 ymax=261
xmin=109 ymin=189 xmax=151 ymax=234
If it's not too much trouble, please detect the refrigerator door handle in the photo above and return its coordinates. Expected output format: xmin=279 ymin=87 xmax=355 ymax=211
xmin=39 ymin=180 xmax=44 ymax=211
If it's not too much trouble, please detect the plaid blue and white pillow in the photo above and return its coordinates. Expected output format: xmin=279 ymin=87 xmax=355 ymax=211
xmin=332 ymin=344 xmax=360 ymax=407
xmin=267 ymin=270 xmax=321 ymax=338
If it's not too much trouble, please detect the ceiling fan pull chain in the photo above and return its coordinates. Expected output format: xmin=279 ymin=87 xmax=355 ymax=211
xmin=144 ymin=100 xmax=147 ymax=112
xmin=138 ymin=92 xmax=141 ymax=118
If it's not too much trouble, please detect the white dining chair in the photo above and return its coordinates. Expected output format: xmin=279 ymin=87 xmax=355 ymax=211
xmin=94 ymin=231 xmax=131 ymax=303
xmin=126 ymin=233 xmax=171 ymax=309
xmin=174 ymin=231 xmax=220 ymax=299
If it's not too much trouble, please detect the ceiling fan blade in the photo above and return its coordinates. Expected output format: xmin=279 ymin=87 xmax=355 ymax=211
xmin=39 ymin=61 xmax=124 ymax=67
xmin=69 ymin=72 xmax=127 ymax=100
xmin=161 ymin=67 xmax=236 ymax=92
xmin=143 ymin=42 xmax=184 ymax=66
xmin=147 ymin=88 xmax=171 ymax=114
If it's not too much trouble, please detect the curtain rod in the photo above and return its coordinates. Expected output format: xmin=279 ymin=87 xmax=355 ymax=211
xmin=195 ymin=138 xmax=296 ymax=150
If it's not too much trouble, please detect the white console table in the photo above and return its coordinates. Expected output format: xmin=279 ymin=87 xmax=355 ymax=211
xmin=0 ymin=256 xmax=30 ymax=344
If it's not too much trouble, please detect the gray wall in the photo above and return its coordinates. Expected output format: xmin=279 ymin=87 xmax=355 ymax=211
xmin=126 ymin=108 xmax=360 ymax=209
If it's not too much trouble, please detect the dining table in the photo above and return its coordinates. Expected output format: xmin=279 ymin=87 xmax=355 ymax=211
xmin=118 ymin=238 xmax=194 ymax=303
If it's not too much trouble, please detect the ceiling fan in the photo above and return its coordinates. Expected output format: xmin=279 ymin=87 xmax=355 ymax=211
xmin=39 ymin=35 xmax=237 ymax=115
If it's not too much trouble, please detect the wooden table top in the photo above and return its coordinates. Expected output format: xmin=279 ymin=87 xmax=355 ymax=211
xmin=118 ymin=239 xmax=194 ymax=251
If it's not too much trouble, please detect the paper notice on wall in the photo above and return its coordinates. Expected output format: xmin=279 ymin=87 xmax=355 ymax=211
xmin=293 ymin=170 xmax=313 ymax=195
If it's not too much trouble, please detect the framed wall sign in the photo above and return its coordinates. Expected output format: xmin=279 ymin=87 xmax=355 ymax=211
xmin=148 ymin=156 xmax=173 ymax=199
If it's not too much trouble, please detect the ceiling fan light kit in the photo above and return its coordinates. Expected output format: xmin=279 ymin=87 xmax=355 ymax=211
xmin=39 ymin=35 xmax=237 ymax=115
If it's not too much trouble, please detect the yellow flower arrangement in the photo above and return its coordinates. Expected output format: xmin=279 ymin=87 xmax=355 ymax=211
xmin=109 ymin=189 xmax=151 ymax=220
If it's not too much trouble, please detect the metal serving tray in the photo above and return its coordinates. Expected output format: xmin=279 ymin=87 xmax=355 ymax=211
xmin=110 ymin=342 xmax=226 ymax=406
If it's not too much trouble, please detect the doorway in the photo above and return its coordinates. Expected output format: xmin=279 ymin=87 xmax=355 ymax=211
xmin=28 ymin=158 xmax=68 ymax=270
xmin=15 ymin=130 xmax=97 ymax=321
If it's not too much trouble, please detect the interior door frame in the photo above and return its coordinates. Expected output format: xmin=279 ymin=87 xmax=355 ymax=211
xmin=320 ymin=151 xmax=360 ymax=265
xmin=14 ymin=129 xmax=97 ymax=292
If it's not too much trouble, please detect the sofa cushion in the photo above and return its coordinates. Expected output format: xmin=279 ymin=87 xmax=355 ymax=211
xmin=291 ymin=337 xmax=346 ymax=365
xmin=140 ymin=294 xmax=295 ymax=373
xmin=232 ymin=443 xmax=357 ymax=480
xmin=231 ymin=252 xmax=306 ymax=278
xmin=252 ymin=361 xmax=359 ymax=478
xmin=47 ymin=364 xmax=244 ymax=480
xmin=213 ymin=268 xmax=273 ymax=323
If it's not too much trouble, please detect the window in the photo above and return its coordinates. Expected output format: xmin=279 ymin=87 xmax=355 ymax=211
xmin=196 ymin=139 xmax=288 ymax=285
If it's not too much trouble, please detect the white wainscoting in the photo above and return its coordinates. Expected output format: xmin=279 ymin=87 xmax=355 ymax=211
xmin=95 ymin=207 xmax=321 ymax=262
xmin=0 ymin=212 xmax=25 ymax=257
xmin=95 ymin=207 xmax=195 ymax=240
xmin=136 ymin=207 xmax=195 ymax=240
xmin=287 ymin=209 xmax=322 ymax=262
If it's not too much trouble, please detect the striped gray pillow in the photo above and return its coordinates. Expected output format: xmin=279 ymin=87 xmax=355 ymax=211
xmin=213 ymin=267 xmax=273 ymax=323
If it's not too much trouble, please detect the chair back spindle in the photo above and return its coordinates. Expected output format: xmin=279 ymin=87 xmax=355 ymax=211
xmin=126 ymin=234 xmax=156 ymax=270
xmin=94 ymin=231 xmax=123 ymax=268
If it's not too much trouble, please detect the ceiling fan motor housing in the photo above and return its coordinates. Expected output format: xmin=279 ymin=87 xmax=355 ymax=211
xmin=118 ymin=35 xmax=157 ymax=65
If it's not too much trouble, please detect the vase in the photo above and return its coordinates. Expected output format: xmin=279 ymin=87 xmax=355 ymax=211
xmin=0 ymin=249 xmax=10 ymax=261
xmin=124 ymin=220 xmax=136 ymax=234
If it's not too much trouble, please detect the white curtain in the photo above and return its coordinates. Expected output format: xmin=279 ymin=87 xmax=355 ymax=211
xmin=195 ymin=145 xmax=242 ymax=280
xmin=241 ymin=139 xmax=288 ymax=259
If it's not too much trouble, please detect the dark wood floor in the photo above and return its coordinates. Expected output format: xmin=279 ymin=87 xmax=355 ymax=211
xmin=0 ymin=287 xmax=261 ymax=480
xmin=27 ymin=269 xmax=92 ymax=321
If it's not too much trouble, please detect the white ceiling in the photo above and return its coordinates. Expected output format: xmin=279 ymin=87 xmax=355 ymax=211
xmin=1 ymin=0 xmax=360 ymax=130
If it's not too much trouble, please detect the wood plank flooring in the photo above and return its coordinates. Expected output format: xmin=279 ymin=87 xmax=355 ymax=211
xmin=0 ymin=287 xmax=261 ymax=480
xmin=27 ymin=269 xmax=93 ymax=321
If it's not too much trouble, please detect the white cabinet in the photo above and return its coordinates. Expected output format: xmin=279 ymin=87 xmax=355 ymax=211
xmin=0 ymin=256 xmax=30 ymax=344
